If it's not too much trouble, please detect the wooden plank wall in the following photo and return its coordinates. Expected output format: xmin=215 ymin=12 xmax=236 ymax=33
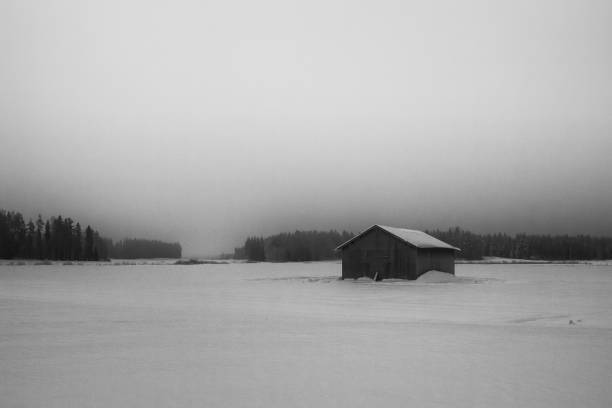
xmin=415 ymin=248 xmax=455 ymax=277
xmin=341 ymin=228 xmax=418 ymax=279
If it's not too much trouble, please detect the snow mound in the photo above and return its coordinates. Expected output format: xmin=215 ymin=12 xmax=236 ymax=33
xmin=417 ymin=270 xmax=474 ymax=283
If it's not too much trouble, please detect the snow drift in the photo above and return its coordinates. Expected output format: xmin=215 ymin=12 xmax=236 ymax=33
xmin=417 ymin=270 xmax=479 ymax=283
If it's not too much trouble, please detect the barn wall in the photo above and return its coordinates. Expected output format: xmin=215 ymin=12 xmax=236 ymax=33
xmin=415 ymin=248 xmax=455 ymax=277
xmin=406 ymin=246 xmax=418 ymax=279
xmin=341 ymin=227 xmax=416 ymax=279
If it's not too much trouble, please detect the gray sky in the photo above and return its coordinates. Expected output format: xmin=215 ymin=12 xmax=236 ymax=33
xmin=1 ymin=0 xmax=611 ymax=256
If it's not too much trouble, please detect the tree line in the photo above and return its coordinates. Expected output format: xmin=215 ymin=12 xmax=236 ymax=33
xmin=0 ymin=209 xmax=181 ymax=260
xmin=235 ymin=230 xmax=354 ymax=262
xmin=0 ymin=209 xmax=106 ymax=260
xmin=235 ymin=226 xmax=612 ymax=262
xmin=427 ymin=227 xmax=612 ymax=260
xmin=110 ymin=238 xmax=182 ymax=259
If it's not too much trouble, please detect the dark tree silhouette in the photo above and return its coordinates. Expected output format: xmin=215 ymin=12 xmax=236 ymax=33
xmin=36 ymin=215 xmax=44 ymax=259
xmin=84 ymin=225 xmax=95 ymax=261
xmin=237 ymin=230 xmax=354 ymax=262
xmin=427 ymin=227 xmax=612 ymax=261
xmin=25 ymin=219 xmax=35 ymax=258
xmin=243 ymin=236 xmax=266 ymax=261
xmin=0 ymin=209 xmax=162 ymax=261
xmin=44 ymin=220 xmax=51 ymax=259
xmin=108 ymin=238 xmax=181 ymax=259
xmin=74 ymin=223 xmax=82 ymax=260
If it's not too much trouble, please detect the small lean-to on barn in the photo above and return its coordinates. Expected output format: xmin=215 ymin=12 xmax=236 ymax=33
xmin=336 ymin=225 xmax=460 ymax=280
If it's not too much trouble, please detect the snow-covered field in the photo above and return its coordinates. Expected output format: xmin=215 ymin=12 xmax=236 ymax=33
xmin=1 ymin=261 xmax=611 ymax=407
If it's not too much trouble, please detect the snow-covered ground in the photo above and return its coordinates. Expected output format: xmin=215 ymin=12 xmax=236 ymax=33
xmin=1 ymin=262 xmax=611 ymax=407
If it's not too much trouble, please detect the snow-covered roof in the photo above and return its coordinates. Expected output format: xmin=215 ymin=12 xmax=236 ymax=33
xmin=336 ymin=225 xmax=460 ymax=251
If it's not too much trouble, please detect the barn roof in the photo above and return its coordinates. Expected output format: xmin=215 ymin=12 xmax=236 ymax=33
xmin=336 ymin=225 xmax=460 ymax=251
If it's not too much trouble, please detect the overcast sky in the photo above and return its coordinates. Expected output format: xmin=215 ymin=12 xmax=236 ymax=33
xmin=1 ymin=0 xmax=611 ymax=256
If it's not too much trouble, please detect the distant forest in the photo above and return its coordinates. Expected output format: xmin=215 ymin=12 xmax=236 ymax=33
xmin=0 ymin=209 xmax=181 ymax=260
xmin=427 ymin=227 xmax=612 ymax=261
xmin=109 ymin=238 xmax=182 ymax=259
xmin=235 ymin=230 xmax=354 ymax=262
xmin=236 ymin=227 xmax=612 ymax=262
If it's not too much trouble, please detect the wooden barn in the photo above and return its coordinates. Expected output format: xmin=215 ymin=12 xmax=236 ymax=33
xmin=336 ymin=225 xmax=460 ymax=280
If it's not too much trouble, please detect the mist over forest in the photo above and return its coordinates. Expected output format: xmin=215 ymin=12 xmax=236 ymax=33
xmin=234 ymin=227 xmax=612 ymax=262
xmin=0 ymin=209 xmax=181 ymax=260
xmin=3 ymin=206 xmax=612 ymax=262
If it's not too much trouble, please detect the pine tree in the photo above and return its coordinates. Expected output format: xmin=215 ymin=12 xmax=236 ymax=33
xmin=64 ymin=218 xmax=73 ymax=260
xmin=51 ymin=216 xmax=64 ymax=259
xmin=0 ymin=210 xmax=9 ymax=258
xmin=84 ymin=225 xmax=94 ymax=261
xmin=25 ymin=219 xmax=35 ymax=258
xmin=44 ymin=221 xmax=51 ymax=259
xmin=36 ymin=215 xmax=44 ymax=259
xmin=74 ymin=223 xmax=82 ymax=260
xmin=11 ymin=212 xmax=26 ymax=258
